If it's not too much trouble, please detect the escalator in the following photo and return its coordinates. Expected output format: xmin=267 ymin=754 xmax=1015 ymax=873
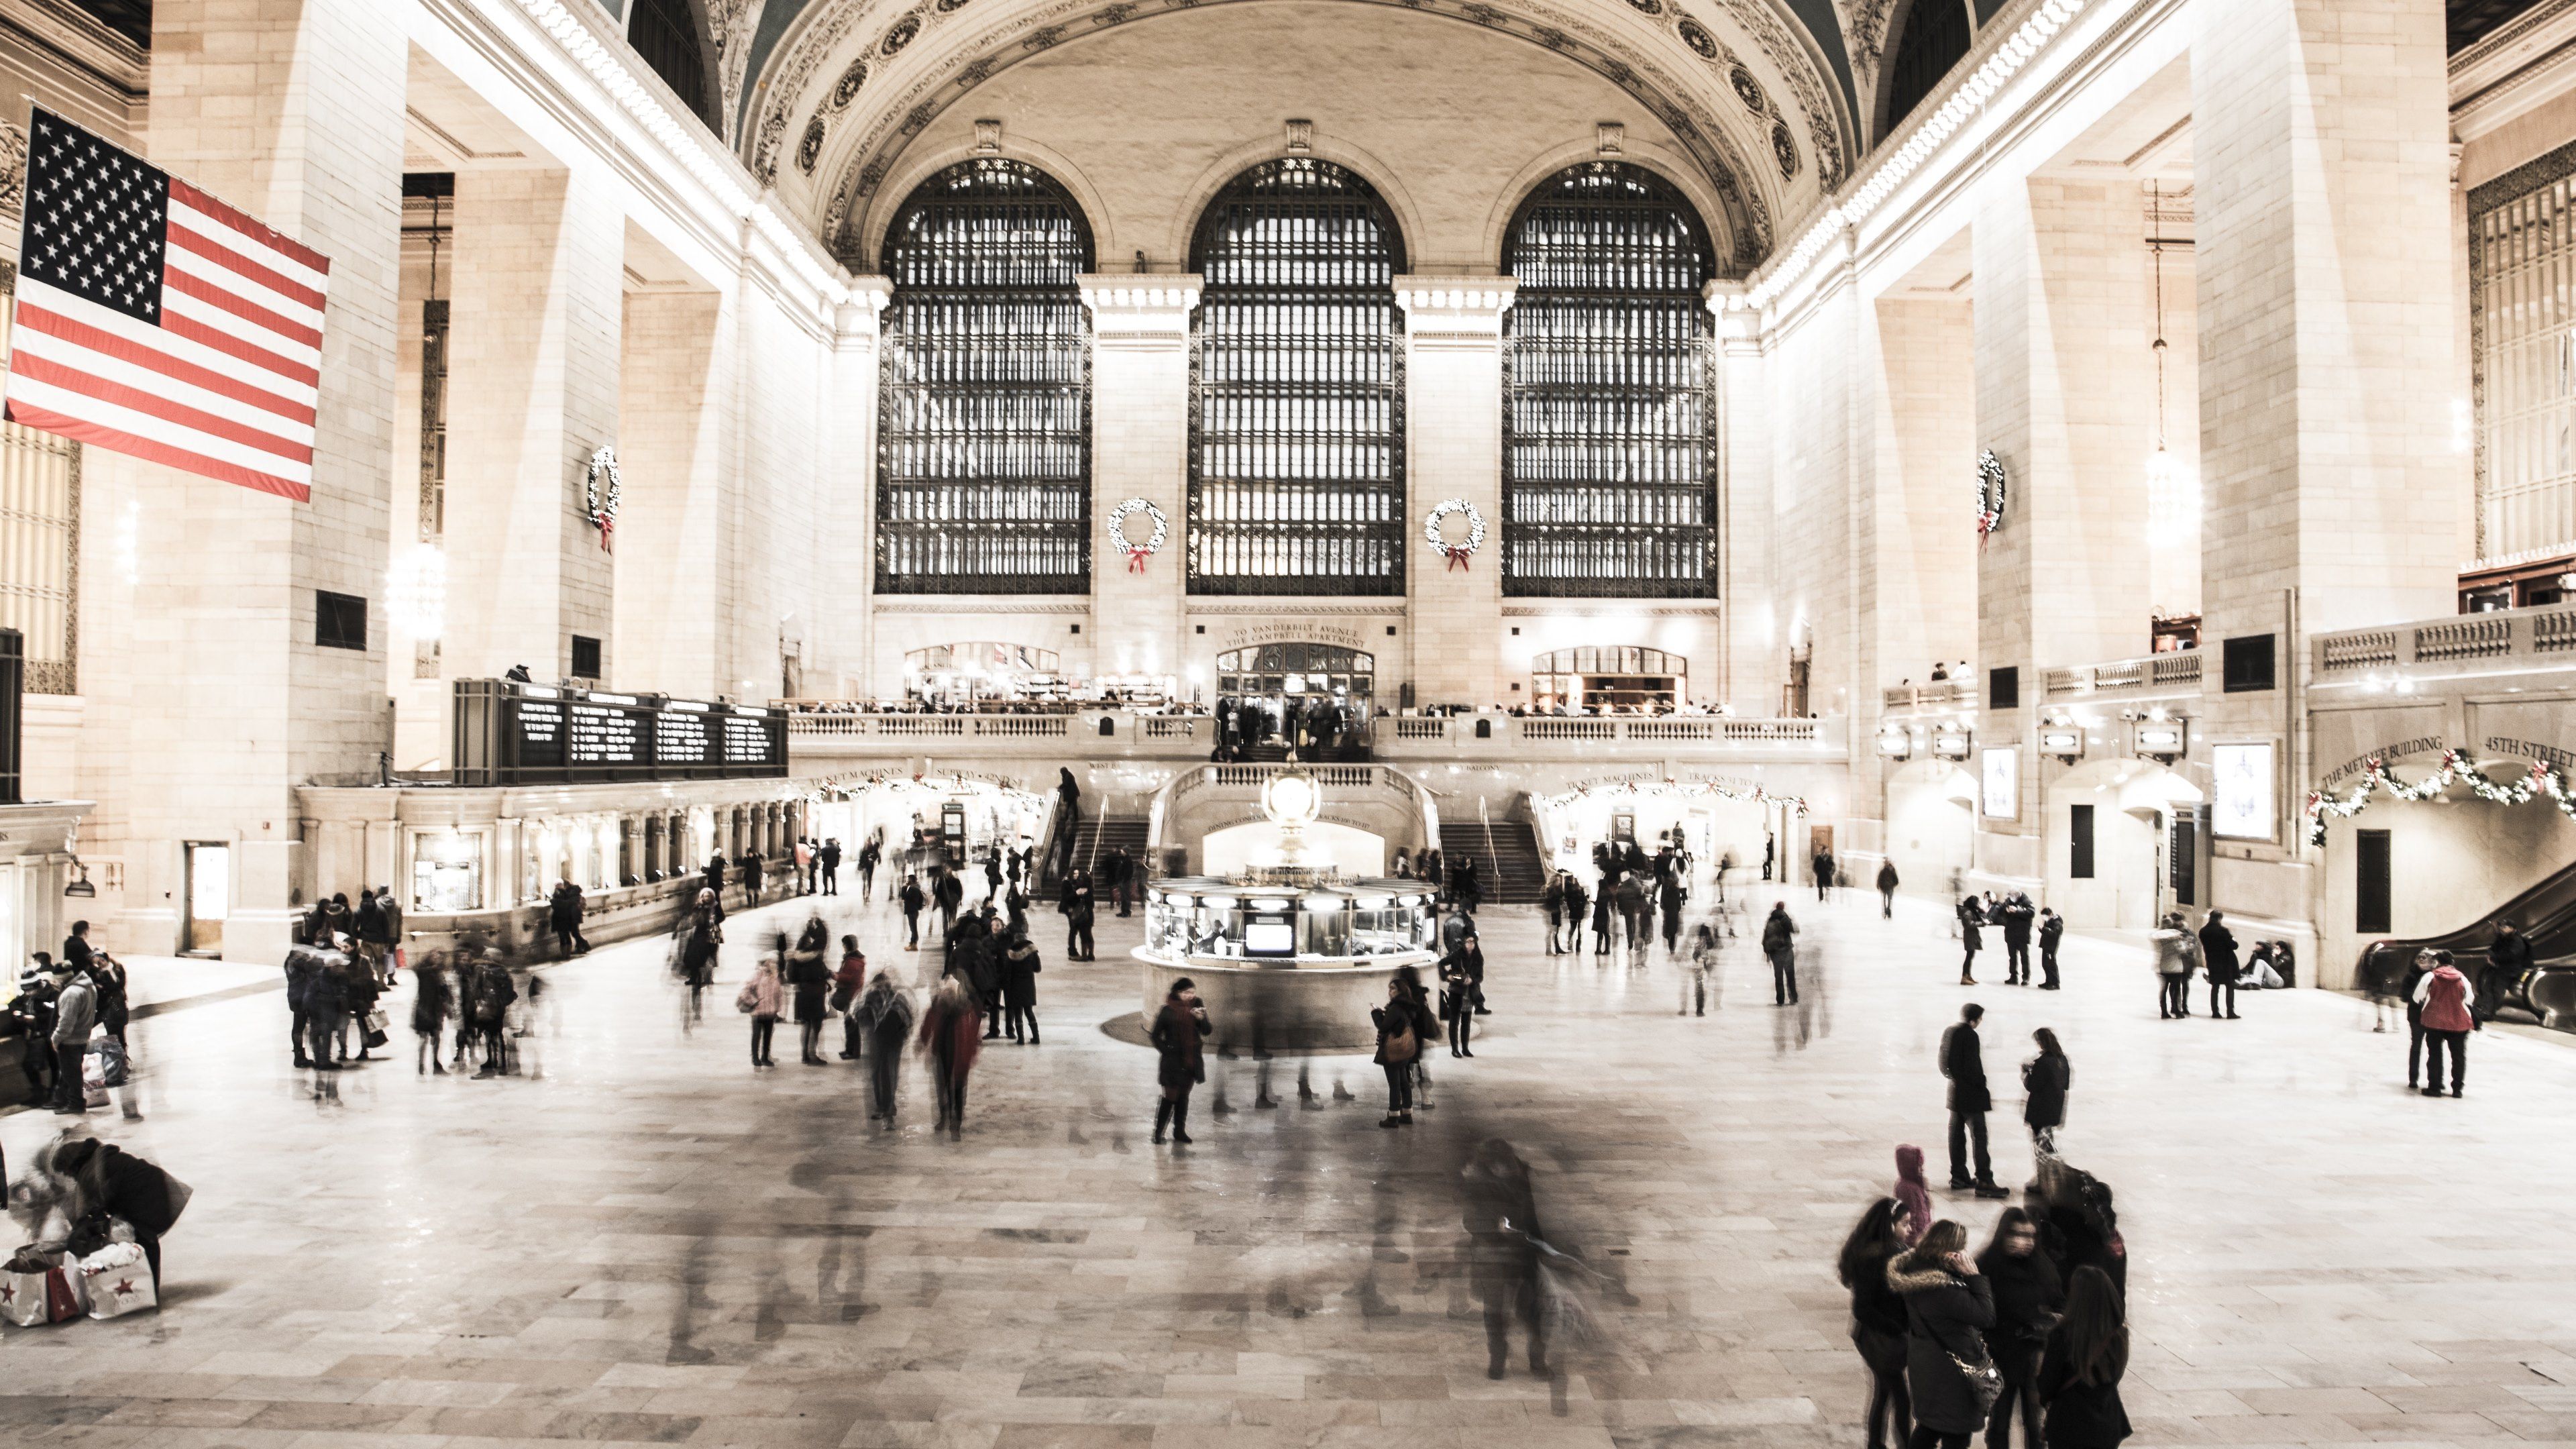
xmin=2354 ymin=859 xmax=2576 ymax=1029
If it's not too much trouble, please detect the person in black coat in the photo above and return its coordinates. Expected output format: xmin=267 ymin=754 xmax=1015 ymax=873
xmin=1439 ymin=937 xmax=1483 ymax=1058
xmin=898 ymin=873 xmax=926 ymax=949
xmin=1977 ymin=1208 xmax=2065 ymax=1449
xmin=1000 ymin=934 xmax=1042 ymax=1045
xmin=1462 ymin=1138 xmax=1548 ymax=1379
xmin=1940 ymin=1004 xmax=2006 ymax=1196
xmin=1887 ymin=1220 xmax=1995 ymax=1449
xmin=1839 ymin=1197 xmax=1915 ymax=1449
xmin=1059 ymin=871 xmax=1096 ymax=961
xmin=1956 ymin=896 xmax=1984 ymax=985
xmin=2489 ymin=919 xmax=2536 ymax=1020
xmin=2021 ymin=1028 xmax=2070 ymax=1154
xmin=2198 ymin=910 xmax=2241 ymax=1019
xmin=2036 ymin=908 xmax=2064 ymax=990
xmin=1369 ymin=977 xmax=1430 ymax=1126
xmin=1149 ymin=978 xmax=1209 ymax=1144
xmin=2037 ymin=1265 xmax=2132 ymax=1448
xmin=2000 ymin=895 xmax=2035 ymax=985
xmin=52 ymin=1136 xmax=188 ymax=1287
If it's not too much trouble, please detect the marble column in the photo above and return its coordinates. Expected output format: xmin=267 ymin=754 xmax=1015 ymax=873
xmin=826 ymin=280 xmax=891 ymax=696
xmin=1709 ymin=282 xmax=1776 ymax=715
xmin=614 ymin=286 xmax=729 ymax=697
xmin=441 ymin=166 xmax=623 ymax=684
xmin=1079 ymin=278 xmax=1200 ymax=686
xmin=77 ymin=0 xmax=406 ymax=958
xmin=1395 ymin=278 xmax=1515 ymax=709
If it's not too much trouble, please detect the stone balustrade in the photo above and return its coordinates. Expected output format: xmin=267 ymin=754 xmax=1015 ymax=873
xmin=2312 ymin=603 xmax=2576 ymax=681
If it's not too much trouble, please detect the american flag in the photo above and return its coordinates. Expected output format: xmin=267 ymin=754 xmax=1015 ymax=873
xmin=3 ymin=108 xmax=330 ymax=502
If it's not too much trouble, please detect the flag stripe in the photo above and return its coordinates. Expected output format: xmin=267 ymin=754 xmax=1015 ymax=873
xmin=167 ymin=221 xmax=327 ymax=313
xmin=163 ymin=266 xmax=323 ymax=350
xmin=164 ymin=244 xmax=325 ymax=337
xmin=11 ymin=282 xmax=319 ymax=403
xmin=5 ymin=371 xmax=315 ymax=478
xmin=3 ymin=397 xmax=311 ymax=502
xmin=168 ymin=178 xmax=329 ymax=279
xmin=11 ymin=303 xmax=317 ymax=427
xmin=7 ymin=352 xmax=314 ymax=461
xmin=158 ymin=293 xmax=324 ymax=388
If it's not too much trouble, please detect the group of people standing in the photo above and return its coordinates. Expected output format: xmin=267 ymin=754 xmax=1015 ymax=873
xmin=1542 ymin=838 xmax=1697 ymax=961
xmin=1957 ymin=894 xmax=2061 ymax=989
xmin=7 ymin=924 xmax=130 ymax=1114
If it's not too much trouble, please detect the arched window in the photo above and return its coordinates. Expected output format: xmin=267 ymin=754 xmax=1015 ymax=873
xmin=1189 ymin=159 xmax=1405 ymax=595
xmin=877 ymin=159 xmax=1095 ymax=594
xmin=627 ymin=0 xmax=716 ymax=129
xmin=1884 ymin=0 xmax=1973 ymax=137
xmin=1501 ymin=162 xmax=1717 ymax=598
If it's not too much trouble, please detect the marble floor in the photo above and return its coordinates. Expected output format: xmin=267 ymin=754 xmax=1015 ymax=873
xmin=4 ymin=883 xmax=2574 ymax=1448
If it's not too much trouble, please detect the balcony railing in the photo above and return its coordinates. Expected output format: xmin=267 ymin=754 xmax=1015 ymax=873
xmin=1882 ymin=680 xmax=1976 ymax=713
xmin=787 ymin=708 xmax=1837 ymax=758
xmin=788 ymin=712 xmax=1069 ymax=740
xmin=2042 ymin=651 xmax=2203 ymax=701
xmin=2314 ymin=602 xmax=2576 ymax=680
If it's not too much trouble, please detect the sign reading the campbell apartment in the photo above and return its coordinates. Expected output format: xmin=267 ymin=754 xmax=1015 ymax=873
xmin=450 ymin=680 xmax=786 ymax=786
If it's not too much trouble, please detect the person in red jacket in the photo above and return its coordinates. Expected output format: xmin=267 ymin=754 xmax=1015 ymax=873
xmin=918 ymin=976 xmax=982 ymax=1138
xmin=2411 ymin=949 xmax=2481 ymax=1098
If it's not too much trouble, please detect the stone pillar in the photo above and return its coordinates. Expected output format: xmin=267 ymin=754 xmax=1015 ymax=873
xmin=441 ymin=166 xmax=623 ymax=684
xmin=615 ymin=286 xmax=729 ymax=696
xmin=1972 ymin=177 xmax=2158 ymax=862
xmin=1395 ymin=278 xmax=1515 ymax=709
xmin=1079 ymin=278 xmax=1199 ymax=686
xmin=826 ymin=280 xmax=891 ymax=696
xmin=78 ymin=0 xmax=406 ymax=958
xmin=2192 ymin=0 xmax=2459 ymax=926
xmin=1710 ymin=283 xmax=1775 ymax=714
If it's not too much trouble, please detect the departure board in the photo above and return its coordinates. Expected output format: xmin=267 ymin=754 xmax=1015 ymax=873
xmin=451 ymin=681 xmax=788 ymax=785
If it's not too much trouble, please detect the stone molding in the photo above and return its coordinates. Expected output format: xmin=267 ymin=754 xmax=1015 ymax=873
xmin=1393 ymin=276 xmax=1516 ymax=351
xmin=1079 ymin=274 xmax=1204 ymax=350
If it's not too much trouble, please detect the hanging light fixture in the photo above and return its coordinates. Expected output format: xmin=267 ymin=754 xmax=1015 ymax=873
xmin=2145 ymin=181 xmax=2199 ymax=548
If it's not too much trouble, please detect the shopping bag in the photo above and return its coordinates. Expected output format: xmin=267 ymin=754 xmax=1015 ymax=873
xmin=78 ymin=1242 xmax=156 ymax=1319
xmin=1 ymin=1248 xmax=62 ymax=1328
xmin=85 ymin=1036 xmax=129 ymax=1087
xmin=81 ymin=1051 xmax=108 ymax=1108
xmin=394 ymin=947 xmax=408 ymax=973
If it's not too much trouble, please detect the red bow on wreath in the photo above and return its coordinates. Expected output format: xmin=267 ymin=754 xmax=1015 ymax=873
xmin=1127 ymin=547 xmax=1150 ymax=574
xmin=594 ymin=511 xmax=615 ymax=554
xmin=1443 ymin=546 xmax=1472 ymax=571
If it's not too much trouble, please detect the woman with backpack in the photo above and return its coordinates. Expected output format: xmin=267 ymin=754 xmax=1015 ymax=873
xmin=1887 ymin=1219 xmax=1997 ymax=1449
xmin=1149 ymin=977 xmax=1210 ymax=1145
xmin=1371 ymin=975 xmax=1429 ymax=1128
xmin=737 ymin=951 xmax=783 ymax=1068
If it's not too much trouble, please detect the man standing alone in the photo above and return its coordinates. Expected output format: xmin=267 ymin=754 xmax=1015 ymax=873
xmin=49 ymin=963 xmax=95 ymax=1112
xmin=1762 ymin=902 xmax=1799 ymax=1006
xmin=1875 ymin=859 xmax=1898 ymax=918
xmin=1940 ymin=1003 xmax=2009 ymax=1197
xmin=1812 ymin=845 xmax=1835 ymax=902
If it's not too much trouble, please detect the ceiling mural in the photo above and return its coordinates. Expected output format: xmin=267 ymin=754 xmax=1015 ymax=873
xmin=739 ymin=0 xmax=1862 ymax=270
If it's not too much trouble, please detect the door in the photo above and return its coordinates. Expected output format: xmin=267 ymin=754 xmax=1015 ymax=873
xmin=2355 ymin=829 xmax=2393 ymax=934
xmin=184 ymin=842 xmax=230 ymax=955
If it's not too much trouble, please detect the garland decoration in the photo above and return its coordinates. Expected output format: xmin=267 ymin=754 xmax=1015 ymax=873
xmin=584 ymin=446 xmax=622 ymax=553
xmin=1105 ymin=497 xmax=1169 ymax=573
xmin=1537 ymin=775 xmax=1811 ymax=818
xmin=1424 ymin=498 xmax=1486 ymax=570
xmin=1975 ymin=449 xmax=2008 ymax=540
xmin=2301 ymin=748 xmax=2576 ymax=845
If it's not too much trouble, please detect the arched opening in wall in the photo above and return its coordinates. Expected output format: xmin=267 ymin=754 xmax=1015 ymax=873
xmin=626 ymin=0 xmax=718 ymax=131
xmin=1502 ymin=162 xmax=1717 ymax=598
xmin=1215 ymin=643 xmax=1376 ymax=753
xmin=1532 ymin=780 xmax=1785 ymax=892
xmin=1529 ymin=647 xmax=1686 ymax=714
xmin=903 ymin=643 xmax=1069 ymax=707
xmin=877 ymin=159 xmax=1095 ymax=594
xmin=1884 ymin=759 xmax=1976 ymax=904
xmin=1189 ymin=159 xmax=1406 ymax=596
xmin=1201 ymin=818 xmax=1387 ymax=878
xmin=1881 ymin=0 xmax=1973 ymax=142
xmin=2043 ymin=758 xmax=2202 ymax=932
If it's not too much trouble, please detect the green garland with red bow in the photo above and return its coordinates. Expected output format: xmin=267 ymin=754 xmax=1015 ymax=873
xmin=2302 ymin=748 xmax=2576 ymax=845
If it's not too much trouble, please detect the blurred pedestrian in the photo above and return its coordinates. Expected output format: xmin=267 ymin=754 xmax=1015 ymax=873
xmin=1978 ymin=1208 xmax=2063 ymax=1449
xmin=1892 ymin=1144 xmax=1933 ymax=1246
xmin=899 ymin=872 xmax=925 ymax=949
xmin=2153 ymin=913 xmax=2196 ymax=1018
xmin=1150 ymin=977 xmax=1210 ymax=1144
xmin=1462 ymin=1139 xmax=1547 ymax=1379
xmin=859 ymin=967 xmax=914 ymax=1124
xmin=1683 ymin=922 xmax=1717 ymax=1016
xmin=737 ymin=951 xmax=782 ymax=1069
xmin=1877 ymin=859 xmax=1899 ymax=918
xmin=833 ymin=936 xmax=865 ymax=1059
xmin=411 ymin=953 xmax=453 ymax=1074
xmin=1888 ymin=1220 xmax=1994 ymax=1449
xmin=2036 ymin=1265 xmax=2131 ymax=1449
xmin=1371 ymin=976 xmax=1428 ymax=1128
xmin=1957 ymin=896 xmax=1984 ymax=985
xmin=1839 ymin=1197 xmax=1915 ymax=1449
xmin=788 ymin=920 xmax=831 ymax=1065
xmin=919 ymin=976 xmax=980 ymax=1138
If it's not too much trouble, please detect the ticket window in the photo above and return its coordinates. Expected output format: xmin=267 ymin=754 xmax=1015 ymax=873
xmin=411 ymin=830 xmax=484 ymax=914
xmin=183 ymin=843 xmax=229 ymax=955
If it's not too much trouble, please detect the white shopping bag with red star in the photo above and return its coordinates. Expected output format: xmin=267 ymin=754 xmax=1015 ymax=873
xmin=76 ymin=1241 xmax=154 ymax=1319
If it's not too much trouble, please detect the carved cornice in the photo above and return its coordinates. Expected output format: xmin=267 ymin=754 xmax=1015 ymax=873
xmin=1079 ymin=274 xmax=1203 ymax=350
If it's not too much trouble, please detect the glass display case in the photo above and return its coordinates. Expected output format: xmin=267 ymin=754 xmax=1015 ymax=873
xmin=1144 ymin=878 xmax=1434 ymax=964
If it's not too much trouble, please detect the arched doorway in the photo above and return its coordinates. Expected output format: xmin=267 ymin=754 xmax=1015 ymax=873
xmin=1885 ymin=759 xmax=1976 ymax=902
xmin=2044 ymin=759 xmax=2204 ymax=930
xmin=1530 ymin=647 xmax=1688 ymax=713
xmin=1215 ymin=642 xmax=1375 ymax=751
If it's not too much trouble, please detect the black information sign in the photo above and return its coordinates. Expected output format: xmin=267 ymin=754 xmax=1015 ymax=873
xmin=451 ymin=680 xmax=788 ymax=786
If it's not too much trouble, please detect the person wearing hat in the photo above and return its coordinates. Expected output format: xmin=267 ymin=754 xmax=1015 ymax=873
xmin=7 ymin=959 xmax=58 ymax=1102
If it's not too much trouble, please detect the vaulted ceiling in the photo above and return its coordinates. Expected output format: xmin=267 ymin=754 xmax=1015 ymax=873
xmin=698 ymin=0 xmax=1874 ymax=270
